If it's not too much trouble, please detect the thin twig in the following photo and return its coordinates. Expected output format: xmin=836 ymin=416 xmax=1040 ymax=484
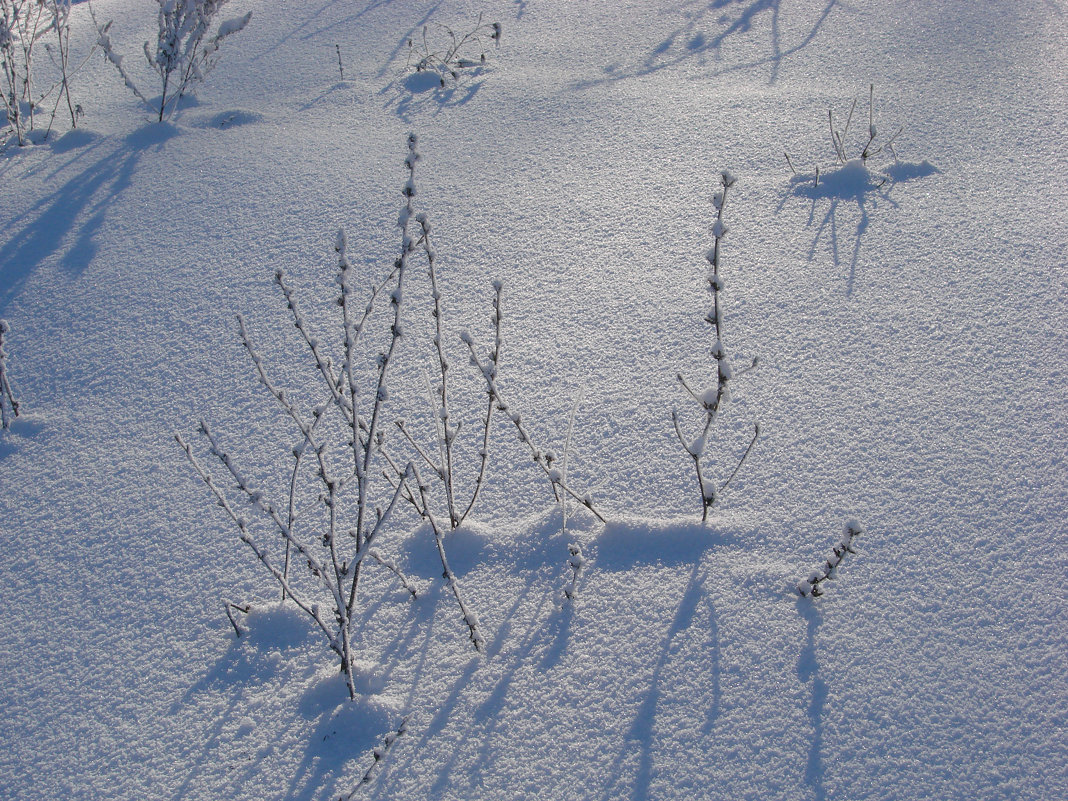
xmin=341 ymin=716 xmax=409 ymax=797
xmin=411 ymin=464 xmax=485 ymax=650
xmin=0 ymin=320 xmax=21 ymax=428
xmin=462 ymin=332 xmax=606 ymax=523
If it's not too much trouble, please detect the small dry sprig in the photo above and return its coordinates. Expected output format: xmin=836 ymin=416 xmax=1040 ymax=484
xmin=785 ymin=85 xmax=904 ymax=186
xmin=405 ymin=14 xmax=501 ymax=87
xmin=796 ymin=521 xmax=863 ymax=598
xmin=828 ymin=84 xmax=902 ymax=165
xmin=562 ymin=543 xmax=586 ymax=602
xmin=223 ymin=600 xmax=251 ymax=636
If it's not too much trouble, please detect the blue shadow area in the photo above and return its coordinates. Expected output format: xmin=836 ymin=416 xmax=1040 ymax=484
xmin=593 ymin=519 xmax=731 ymax=571
xmin=0 ymin=124 xmax=179 ymax=313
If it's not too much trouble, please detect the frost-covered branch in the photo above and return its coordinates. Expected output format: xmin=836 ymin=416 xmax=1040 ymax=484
xmin=797 ymin=521 xmax=863 ymax=598
xmin=197 ymin=422 xmax=344 ymax=609
xmin=401 ymin=235 xmax=502 ymax=529
xmin=95 ymin=0 xmax=251 ymax=121
xmin=674 ymin=171 xmax=760 ymax=521
xmin=0 ymin=319 xmax=21 ymax=428
xmin=461 ymin=329 xmax=606 ymax=523
xmin=369 ymin=550 xmax=421 ymax=599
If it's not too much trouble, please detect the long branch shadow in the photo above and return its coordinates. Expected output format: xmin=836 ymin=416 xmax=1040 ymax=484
xmin=168 ymin=604 xmax=318 ymax=800
xmin=373 ymin=517 xmax=585 ymax=799
xmin=700 ymin=592 xmax=722 ymax=734
xmin=248 ymin=0 xmax=404 ymax=68
xmin=417 ymin=572 xmax=565 ymax=798
xmin=282 ymin=671 xmax=400 ymax=801
xmin=581 ymin=0 xmax=839 ymax=89
xmin=463 ymin=578 xmax=563 ymax=794
xmin=377 ymin=516 xmax=728 ymax=798
xmin=797 ymin=597 xmax=827 ymax=801
xmin=601 ymin=560 xmax=717 ymax=801
xmin=0 ymin=124 xmax=178 ymax=313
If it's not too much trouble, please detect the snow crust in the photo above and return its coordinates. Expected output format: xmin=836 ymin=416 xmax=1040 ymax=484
xmin=0 ymin=0 xmax=1066 ymax=799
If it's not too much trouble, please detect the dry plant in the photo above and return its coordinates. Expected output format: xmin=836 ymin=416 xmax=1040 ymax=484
xmin=405 ymin=13 xmax=501 ymax=87
xmin=2 ymin=0 xmax=96 ymax=144
xmin=93 ymin=0 xmax=251 ymax=122
xmin=178 ymin=134 xmax=607 ymax=697
xmin=785 ymin=85 xmax=903 ymax=187
xmin=673 ymin=170 xmax=759 ymax=521
xmin=177 ymin=135 xmax=487 ymax=699
xmin=796 ymin=521 xmax=863 ymax=597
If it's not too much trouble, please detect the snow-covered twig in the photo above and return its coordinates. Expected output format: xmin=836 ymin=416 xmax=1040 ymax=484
xmin=33 ymin=0 xmax=99 ymax=136
xmin=342 ymin=716 xmax=409 ymax=798
xmin=673 ymin=171 xmax=760 ymax=521
xmin=0 ymin=319 xmax=21 ymax=428
xmin=559 ymin=390 xmax=583 ymax=542
xmin=797 ymin=521 xmax=863 ymax=598
xmin=368 ymin=550 xmax=421 ymax=599
xmin=93 ymin=17 xmax=149 ymax=108
xmin=175 ymin=433 xmax=344 ymax=660
xmin=224 ymin=600 xmax=250 ymax=636
xmin=461 ymin=329 xmax=606 ymax=523
xmin=457 ymin=279 xmax=502 ymax=524
xmin=198 ymin=421 xmax=345 ymax=608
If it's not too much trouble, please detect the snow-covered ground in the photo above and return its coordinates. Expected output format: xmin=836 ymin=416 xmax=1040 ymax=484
xmin=1 ymin=1 xmax=1065 ymax=799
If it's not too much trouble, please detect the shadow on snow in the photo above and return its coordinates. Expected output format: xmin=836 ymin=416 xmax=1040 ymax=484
xmin=782 ymin=158 xmax=939 ymax=295
xmin=0 ymin=123 xmax=179 ymax=314
xmin=585 ymin=0 xmax=840 ymax=88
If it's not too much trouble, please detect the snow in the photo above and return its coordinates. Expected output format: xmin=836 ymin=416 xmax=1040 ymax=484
xmin=216 ymin=13 xmax=253 ymax=42
xmin=1 ymin=0 xmax=1066 ymax=799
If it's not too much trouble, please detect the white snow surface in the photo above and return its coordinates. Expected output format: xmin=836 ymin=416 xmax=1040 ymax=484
xmin=1 ymin=1 xmax=1066 ymax=799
